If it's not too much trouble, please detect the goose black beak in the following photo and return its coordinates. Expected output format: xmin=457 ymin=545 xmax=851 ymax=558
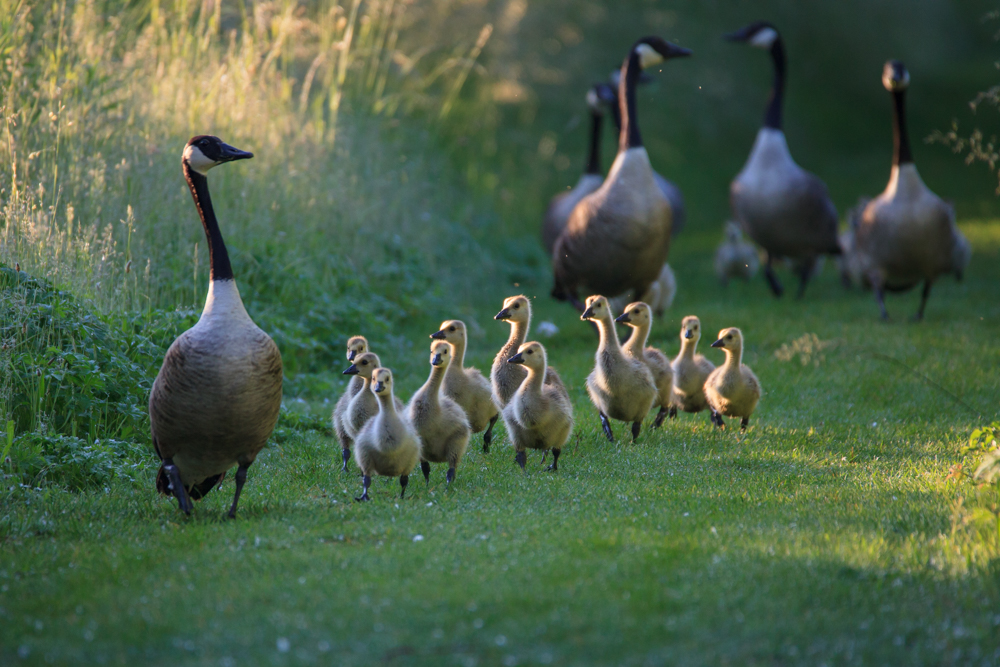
xmin=614 ymin=313 xmax=632 ymax=324
xmin=431 ymin=353 xmax=443 ymax=366
xmin=580 ymin=307 xmax=595 ymax=320
xmin=664 ymin=44 xmax=693 ymax=58
xmin=430 ymin=330 xmax=447 ymax=340
xmin=343 ymin=364 xmax=359 ymax=375
xmin=495 ymin=308 xmax=511 ymax=321
xmin=507 ymin=352 xmax=525 ymax=365
xmin=710 ymin=339 xmax=725 ymax=348
xmin=373 ymin=382 xmax=384 ymax=393
xmin=347 ymin=350 xmax=357 ymax=361
xmin=219 ymin=142 xmax=254 ymax=162
xmin=684 ymin=330 xmax=694 ymax=339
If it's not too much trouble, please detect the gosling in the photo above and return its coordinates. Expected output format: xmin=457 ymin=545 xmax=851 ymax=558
xmin=353 ymin=368 xmax=421 ymax=501
xmin=615 ymin=302 xmax=674 ymax=427
xmin=504 ymin=342 xmax=574 ymax=471
xmin=343 ymin=352 xmax=403 ymax=442
xmin=704 ymin=328 xmax=761 ymax=431
xmin=332 ymin=335 xmax=369 ymax=471
xmin=407 ymin=342 xmax=471 ymax=486
xmin=581 ymin=295 xmax=657 ymax=442
xmin=492 ymin=295 xmax=563 ymax=410
xmin=714 ymin=221 xmax=760 ymax=285
xmin=670 ymin=316 xmax=716 ymax=422
xmin=430 ymin=320 xmax=499 ymax=453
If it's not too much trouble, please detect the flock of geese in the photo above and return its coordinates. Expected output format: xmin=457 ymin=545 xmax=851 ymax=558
xmin=149 ymin=24 xmax=971 ymax=517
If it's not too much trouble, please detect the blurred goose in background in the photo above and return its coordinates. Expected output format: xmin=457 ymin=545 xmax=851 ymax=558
xmin=354 ymin=368 xmax=420 ymax=501
xmin=552 ymin=37 xmax=692 ymax=312
xmin=851 ymin=61 xmax=971 ymax=320
xmin=408 ymin=342 xmax=470 ymax=487
xmin=714 ymin=221 xmax=760 ymax=285
xmin=670 ymin=316 xmax=716 ymax=421
xmin=704 ymin=328 xmax=761 ymax=431
xmin=150 ymin=136 xmax=283 ymax=519
xmin=504 ymin=342 xmax=574 ymax=471
xmin=616 ymin=302 xmax=673 ymax=427
xmin=332 ymin=335 xmax=369 ymax=472
xmin=726 ymin=22 xmax=840 ymax=299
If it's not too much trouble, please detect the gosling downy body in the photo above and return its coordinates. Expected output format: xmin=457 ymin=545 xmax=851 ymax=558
xmin=852 ymin=61 xmax=971 ymax=321
xmin=581 ymin=295 xmax=657 ymax=442
xmin=704 ymin=328 xmax=761 ymax=431
xmin=726 ymin=22 xmax=840 ymax=299
xmin=150 ymin=136 xmax=283 ymax=519
xmin=354 ymin=368 xmax=421 ymax=501
xmin=670 ymin=316 xmax=716 ymax=420
xmin=430 ymin=319 xmax=499 ymax=452
xmin=616 ymin=302 xmax=674 ymax=427
xmin=407 ymin=342 xmax=471 ymax=486
xmin=343 ymin=352 xmax=404 ymax=440
xmin=332 ymin=335 xmax=369 ymax=472
xmin=504 ymin=342 xmax=574 ymax=471
xmin=551 ymin=38 xmax=691 ymax=310
xmin=491 ymin=295 xmax=565 ymax=410
xmin=714 ymin=221 xmax=760 ymax=285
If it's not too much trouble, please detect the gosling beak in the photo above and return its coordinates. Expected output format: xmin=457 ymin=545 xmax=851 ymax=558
xmin=347 ymin=350 xmax=357 ymax=361
xmin=431 ymin=353 xmax=443 ymax=366
xmin=372 ymin=381 xmax=384 ymax=393
xmin=343 ymin=364 xmax=359 ymax=375
xmin=430 ymin=330 xmax=447 ymax=340
xmin=581 ymin=307 xmax=595 ymax=320
xmin=507 ymin=352 xmax=525 ymax=365
xmin=219 ymin=142 xmax=254 ymax=162
xmin=710 ymin=339 xmax=725 ymax=348
xmin=684 ymin=330 xmax=694 ymax=339
xmin=495 ymin=308 xmax=510 ymax=321
xmin=614 ymin=313 xmax=632 ymax=324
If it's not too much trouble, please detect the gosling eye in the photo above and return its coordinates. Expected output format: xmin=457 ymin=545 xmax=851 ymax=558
xmin=527 ymin=349 xmax=533 ymax=355
xmin=726 ymin=335 xmax=733 ymax=340
xmin=361 ymin=360 xmax=368 ymax=365
xmin=449 ymin=326 xmax=456 ymax=332
xmin=513 ymin=303 xmax=520 ymax=309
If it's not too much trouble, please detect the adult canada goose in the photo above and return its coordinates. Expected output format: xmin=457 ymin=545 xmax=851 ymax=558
xmin=541 ymin=86 xmax=606 ymax=256
xmin=609 ymin=262 xmax=677 ymax=317
xmin=714 ymin=221 xmax=760 ymax=285
xmin=551 ymin=37 xmax=692 ymax=311
xmin=852 ymin=61 xmax=971 ymax=320
xmin=332 ymin=335 xmax=369 ymax=472
xmin=669 ymin=316 xmax=716 ymax=421
xmin=407 ymin=342 xmax=470 ymax=486
xmin=150 ymin=136 xmax=283 ymax=518
xmin=704 ymin=328 xmax=761 ymax=431
xmin=581 ymin=295 xmax=657 ymax=442
xmin=726 ymin=22 xmax=841 ymax=298
xmin=353 ymin=368 xmax=421 ymax=501
xmin=615 ymin=302 xmax=674 ymax=427
xmin=430 ymin=320 xmax=499 ymax=453
xmin=492 ymin=295 xmax=565 ymax=410
xmin=505 ymin=342 xmax=574 ymax=471
xmin=343 ymin=351 xmax=404 ymax=440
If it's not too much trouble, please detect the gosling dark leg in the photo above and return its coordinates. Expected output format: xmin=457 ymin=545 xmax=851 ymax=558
xmin=341 ymin=447 xmax=351 ymax=473
xmin=631 ymin=421 xmax=641 ymax=442
xmin=399 ymin=474 xmax=409 ymax=499
xmin=600 ymin=412 xmax=614 ymax=442
xmin=764 ymin=253 xmax=784 ymax=298
xmin=483 ymin=414 xmax=498 ymax=453
xmin=740 ymin=417 xmax=750 ymax=432
xmin=420 ymin=460 xmax=430 ymax=484
xmin=669 ymin=406 xmax=677 ymax=420
xmin=163 ymin=459 xmax=192 ymax=516
xmin=546 ymin=449 xmax=560 ymax=472
xmin=355 ymin=475 xmax=371 ymax=502
xmin=515 ymin=450 xmax=527 ymax=471
xmin=227 ymin=462 xmax=251 ymax=519
xmin=711 ymin=410 xmax=724 ymax=429
xmin=654 ymin=407 xmax=668 ymax=428
xmin=913 ymin=280 xmax=932 ymax=322
xmin=540 ymin=450 xmax=547 ymax=464
xmin=446 ymin=468 xmax=456 ymax=485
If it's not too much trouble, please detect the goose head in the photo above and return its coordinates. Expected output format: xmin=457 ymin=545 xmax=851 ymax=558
xmin=346 ymin=335 xmax=369 ymax=362
xmin=724 ymin=21 xmax=780 ymax=50
xmin=507 ymin=341 xmax=546 ymax=371
xmin=580 ymin=295 xmax=611 ymax=322
xmin=430 ymin=341 xmax=452 ymax=369
xmin=370 ymin=368 xmax=394 ymax=396
xmin=882 ymin=60 xmax=910 ymax=93
xmin=615 ymin=301 xmax=652 ymax=328
xmin=710 ymin=327 xmax=744 ymax=353
xmin=495 ymin=295 xmax=531 ymax=324
xmin=182 ymin=135 xmax=253 ymax=176
xmin=343 ymin=352 xmax=381 ymax=379
xmin=632 ymin=36 xmax=693 ymax=70
xmin=680 ymin=315 xmax=703 ymax=342
xmin=430 ymin=319 xmax=467 ymax=345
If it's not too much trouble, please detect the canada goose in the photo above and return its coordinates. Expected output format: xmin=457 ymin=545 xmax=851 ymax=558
xmin=581 ymin=295 xmax=657 ymax=441
xmin=609 ymin=262 xmax=676 ymax=317
xmin=837 ymin=200 xmax=870 ymax=289
xmin=353 ymin=368 xmax=421 ymax=501
xmin=150 ymin=136 xmax=282 ymax=519
xmin=725 ymin=22 xmax=841 ymax=299
xmin=669 ymin=316 xmax=716 ymax=422
xmin=704 ymin=328 xmax=761 ymax=431
xmin=504 ymin=342 xmax=574 ymax=471
xmin=407 ymin=342 xmax=470 ymax=486
xmin=332 ymin=335 xmax=369 ymax=472
xmin=851 ymin=61 xmax=971 ymax=320
xmin=541 ymin=87 xmax=606 ymax=256
xmin=343 ymin=351 xmax=403 ymax=440
xmin=615 ymin=301 xmax=673 ymax=427
xmin=430 ymin=319 xmax=499 ymax=452
xmin=714 ymin=221 xmax=760 ymax=285
xmin=551 ymin=37 xmax=692 ymax=311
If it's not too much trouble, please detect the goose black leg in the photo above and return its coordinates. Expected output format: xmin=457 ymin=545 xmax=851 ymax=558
xmin=162 ymin=459 xmax=192 ymax=515
xmin=483 ymin=415 xmax=498 ymax=453
xmin=540 ymin=450 xmax=547 ymax=464
xmin=764 ymin=254 xmax=784 ymax=298
xmin=399 ymin=475 xmax=409 ymax=499
xmin=546 ymin=449 xmax=560 ymax=472
xmin=874 ymin=284 xmax=889 ymax=320
xmin=599 ymin=412 xmax=614 ymax=441
xmin=515 ymin=450 xmax=527 ymax=471
xmin=654 ymin=407 xmax=668 ymax=428
xmin=631 ymin=421 xmax=641 ymax=442
xmin=711 ymin=410 xmax=725 ymax=429
xmin=912 ymin=281 xmax=932 ymax=322
xmin=446 ymin=468 xmax=456 ymax=485
xmin=795 ymin=259 xmax=814 ymax=300
xmin=341 ymin=448 xmax=350 ymax=472
xmin=740 ymin=417 xmax=750 ymax=432
xmin=669 ymin=406 xmax=677 ymax=420
xmin=227 ymin=463 xmax=251 ymax=519
xmin=355 ymin=475 xmax=371 ymax=502
xmin=420 ymin=460 xmax=431 ymax=484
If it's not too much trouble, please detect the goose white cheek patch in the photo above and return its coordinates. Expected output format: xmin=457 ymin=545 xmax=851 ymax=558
xmin=749 ymin=27 xmax=778 ymax=48
xmin=586 ymin=88 xmax=600 ymax=111
xmin=635 ymin=43 xmax=664 ymax=69
xmin=183 ymin=145 xmax=217 ymax=175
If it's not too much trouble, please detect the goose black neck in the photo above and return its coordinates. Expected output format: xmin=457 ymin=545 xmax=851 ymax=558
xmin=891 ymin=90 xmax=912 ymax=166
xmin=763 ymin=39 xmax=786 ymax=130
xmin=618 ymin=51 xmax=643 ymax=151
xmin=183 ymin=164 xmax=234 ymax=281
xmin=585 ymin=108 xmax=603 ymax=175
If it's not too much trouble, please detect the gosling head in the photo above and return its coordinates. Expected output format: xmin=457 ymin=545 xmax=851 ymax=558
xmin=724 ymin=21 xmax=780 ymax=50
xmin=182 ymin=135 xmax=253 ymax=176
xmin=343 ymin=352 xmax=381 ymax=379
xmin=710 ymin=327 xmax=744 ymax=352
xmin=882 ymin=60 xmax=910 ymax=93
xmin=370 ymin=368 xmax=394 ymax=396
xmin=580 ymin=295 xmax=611 ymax=322
xmin=507 ymin=341 xmax=546 ymax=371
xmin=614 ymin=302 xmax=652 ymax=328
xmin=345 ymin=335 xmax=369 ymax=362
xmin=430 ymin=341 xmax=452 ymax=369
xmin=632 ymin=36 xmax=693 ymax=70
xmin=680 ymin=315 xmax=702 ymax=342
xmin=430 ymin=319 xmax=467 ymax=345
xmin=495 ymin=295 xmax=531 ymax=324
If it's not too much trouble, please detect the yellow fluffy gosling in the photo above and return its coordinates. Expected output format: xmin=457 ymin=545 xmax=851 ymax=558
xmin=343 ymin=352 xmax=403 ymax=441
xmin=704 ymin=328 xmax=761 ymax=431
xmin=353 ymin=368 xmax=421 ymax=501
xmin=430 ymin=320 xmax=499 ymax=453
xmin=504 ymin=342 xmax=574 ymax=471
xmin=669 ymin=316 xmax=716 ymax=422
xmin=332 ymin=335 xmax=369 ymax=472
xmin=615 ymin=302 xmax=673 ymax=427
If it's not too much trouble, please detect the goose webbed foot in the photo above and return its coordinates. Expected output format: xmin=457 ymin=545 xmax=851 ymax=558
xmin=399 ymin=475 xmax=409 ymax=499
xmin=515 ymin=450 xmax=527 ymax=471
xmin=545 ymin=449 xmax=560 ymax=472
xmin=163 ymin=460 xmax=192 ymax=516
xmin=599 ymin=412 xmax=614 ymax=442
xmin=421 ymin=460 xmax=431 ymax=484
xmin=227 ymin=462 xmax=250 ymax=519
xmin=483 ymin=415 xmax=498 ymax=453
xmin=654 ymin=407 xmax=668 ymax=428
xmin=341 ymin=448 xmax=351 ymax=473
xmin=740 ymin=417 xmax=749 ymax=432
xmin=446 ymin=468 xmax=456 ymax=485
xmin=355 ymin=475 xmax=371 ymax=502
xmin=764 ymin=256 xmax=784 ymax=298
xmin=912 ymin=281 xmax=932 ymax=322
xmin=631 ymin=421 xmax=641 ymax=442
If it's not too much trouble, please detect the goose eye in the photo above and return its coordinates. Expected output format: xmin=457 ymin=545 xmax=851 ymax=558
xmin=513 ymin=304 xmax=520 ymax=309
xmin=527 ymin=350 xmax=533 ymax=355
xmin=361 ymin=360 xmax=368 ymax=365
xmin=449 ymin=326 xmax=455 ymax=332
